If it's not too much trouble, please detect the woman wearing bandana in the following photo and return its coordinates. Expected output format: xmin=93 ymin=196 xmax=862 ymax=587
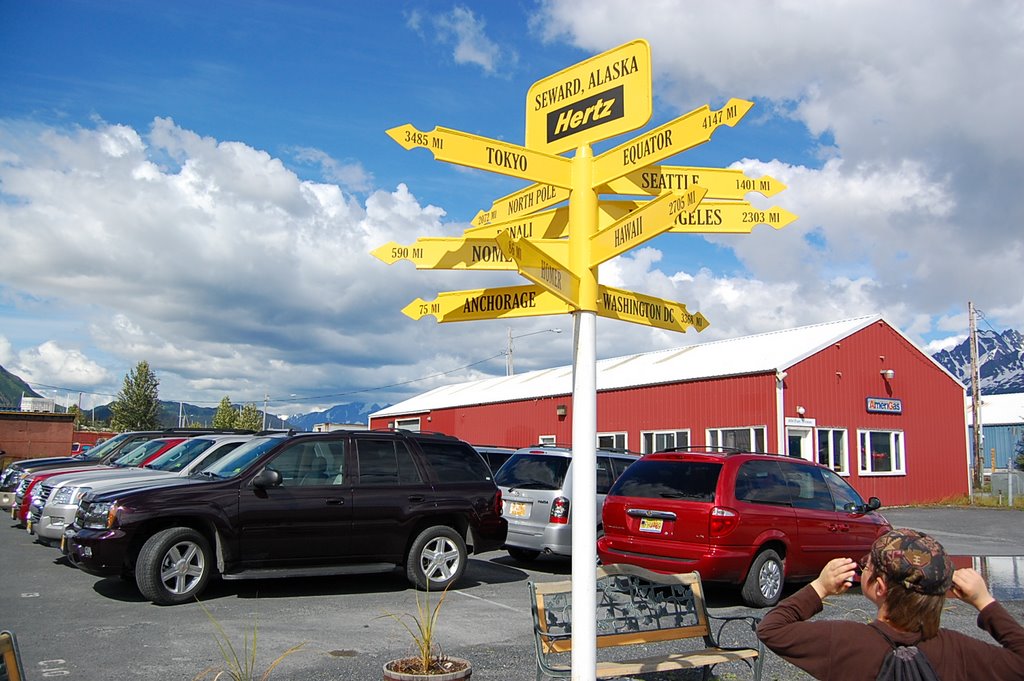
xmin=757 ymin=528 xmax=1024 ymax=680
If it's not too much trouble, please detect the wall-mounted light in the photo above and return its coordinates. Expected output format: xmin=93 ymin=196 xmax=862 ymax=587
xmin=796 ymin=405 xmax=806 ymax=416
xmin=555 ymin=404 xmax=567 ymax=418
xmin=776 ymin=370 xmax=788 ymax=382
xmin=880 ymin=369 xmax=895 ymax=380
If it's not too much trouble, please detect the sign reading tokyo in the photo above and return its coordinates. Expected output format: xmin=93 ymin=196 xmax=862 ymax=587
xmin=526 ymin=39 xmax=652 ymax=155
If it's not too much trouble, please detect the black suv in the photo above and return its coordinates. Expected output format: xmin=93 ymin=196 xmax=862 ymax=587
xmin=67 ymin=430 xmax=507 ymax=604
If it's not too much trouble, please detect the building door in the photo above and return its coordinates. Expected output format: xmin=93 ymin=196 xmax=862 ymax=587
xmin=787 ymin=427 xmax=813 ymax=460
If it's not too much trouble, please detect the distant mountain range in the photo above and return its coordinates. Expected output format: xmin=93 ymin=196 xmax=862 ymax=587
xmin=931 ymin=328 xmax=1024 ymax=395
xmin=1 ymin=327 xmax=1021 ymax=425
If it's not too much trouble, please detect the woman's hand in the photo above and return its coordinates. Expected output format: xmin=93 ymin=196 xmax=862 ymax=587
xmin=952 ymin=568 xmax=995 ymax=612
xmin=810 ymin=557 xmax=858 ymax=599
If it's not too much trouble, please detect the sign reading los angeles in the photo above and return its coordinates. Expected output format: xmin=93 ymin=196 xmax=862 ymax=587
xmin=374 ymin=38 xmax=797 ymax=332
xmin=526 ymin=39 xmax=652 ymax=156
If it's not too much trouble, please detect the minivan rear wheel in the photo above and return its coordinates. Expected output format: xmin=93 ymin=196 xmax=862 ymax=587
xmin=741 ymin=548 xmax=784 ymax=608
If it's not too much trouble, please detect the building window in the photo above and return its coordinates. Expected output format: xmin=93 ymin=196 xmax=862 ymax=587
xmin=598 ymin=432 xmax=627 ymax=450
xmin=394 ymin=417 xmax=420 ymax=432
xmin=707 ymin=426 xmax=766 ymax=453
xmin=641 ymin=430 xmax=689 ymax=454
xmin=858 ymin=429 xmax=905 ymax=475
xmin=817 ymin=428 xmax=849 ymax=475
xmin=538 ymin=434 xmax=556 ymax=445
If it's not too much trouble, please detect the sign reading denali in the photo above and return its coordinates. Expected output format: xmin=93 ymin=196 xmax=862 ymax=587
xmin=66 ymin=430 xmax=507 ymax=605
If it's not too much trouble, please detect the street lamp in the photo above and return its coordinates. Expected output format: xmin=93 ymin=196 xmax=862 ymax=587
xmin=506 ymin=327 xmax=562 ymax=376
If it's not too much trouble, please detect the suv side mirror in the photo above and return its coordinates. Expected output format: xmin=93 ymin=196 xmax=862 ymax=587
xmin=252 ymin=468 xmax=282 ymax=488
xmin=843 ymin=496 xmax=882 ymax=515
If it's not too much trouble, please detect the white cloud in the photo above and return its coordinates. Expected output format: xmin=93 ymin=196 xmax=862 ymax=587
xmin=531 ymin=0 xmax=1024 ymax=337
xmin=1 ymin=339 xmax=110 ymax=389
xmin=431 ymin=5 xmax=516 ymax=75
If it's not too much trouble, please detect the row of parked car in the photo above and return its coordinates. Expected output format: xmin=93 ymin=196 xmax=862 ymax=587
xmin=1 ymin=429 xmax=893 ymax=608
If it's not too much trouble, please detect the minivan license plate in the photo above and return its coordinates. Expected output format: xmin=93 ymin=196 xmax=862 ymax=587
xmin=639 ymin=518 xmax=663 ymax=533
xmin=509 ymin=501 xmax=530 ymax=518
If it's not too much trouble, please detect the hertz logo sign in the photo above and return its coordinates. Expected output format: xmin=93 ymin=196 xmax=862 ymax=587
xmin=546 ymin=85 xmax=625 ymax=144
xmin=526 ymin=39 xmax=652 ymax=155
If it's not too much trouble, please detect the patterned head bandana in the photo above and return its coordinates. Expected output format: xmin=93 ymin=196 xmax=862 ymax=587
xmin=870 ymin=528 xmax=954 ymax=595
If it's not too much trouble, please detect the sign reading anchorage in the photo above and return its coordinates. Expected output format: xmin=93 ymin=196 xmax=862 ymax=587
xmin=372 ymin=39 xmax=795 ymax=680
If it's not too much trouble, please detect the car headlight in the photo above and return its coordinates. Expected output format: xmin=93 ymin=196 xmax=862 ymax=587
xmin=52 ymin=486 xmax=75 ymax=505
xmin=81 ymin=500 xmax=119 ymax=530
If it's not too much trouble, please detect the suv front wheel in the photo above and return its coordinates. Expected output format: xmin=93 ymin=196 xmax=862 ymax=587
xmin=136 ymin=527 xmax=213 ymax=605
xmin=406 ymin=526 xmax=466 ymax=591
xmin=741 ymin=548 xmax=784 ymax=608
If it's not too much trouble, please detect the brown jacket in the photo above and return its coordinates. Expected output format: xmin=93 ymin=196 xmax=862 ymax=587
xmin=757 ymin=584 xmax=1024 ymax=680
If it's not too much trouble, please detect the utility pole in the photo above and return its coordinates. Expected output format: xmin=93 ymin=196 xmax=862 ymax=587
xmin=969 ymin=301 xmax=984 ymax=489
xmin=506 ymin=328 xmax=514 ymax=376
xmin=262 ymin=392 xmax=269 ymax=430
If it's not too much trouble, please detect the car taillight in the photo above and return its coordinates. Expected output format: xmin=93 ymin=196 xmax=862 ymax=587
xmin=549 ymin=496 xmax=570 ymax=524
xmin=494 ymin=490 xmax=503 ymax=516
xmin=709 ymin=506 xmax=738 ymax=537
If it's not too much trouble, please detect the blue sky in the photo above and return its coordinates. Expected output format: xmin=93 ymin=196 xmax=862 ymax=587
xmin=1 ymin=0 xmax=1022 ymax=416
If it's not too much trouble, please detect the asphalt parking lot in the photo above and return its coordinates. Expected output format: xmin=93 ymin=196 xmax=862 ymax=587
xmin=2 ymin=506 xmax=1022 ymax=681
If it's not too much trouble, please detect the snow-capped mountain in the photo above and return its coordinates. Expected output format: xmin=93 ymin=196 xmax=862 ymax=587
xmin=286 ymin=402 xmax=389 ymax=431
xmin=931 ymin=328 xmax=1024 ymax=395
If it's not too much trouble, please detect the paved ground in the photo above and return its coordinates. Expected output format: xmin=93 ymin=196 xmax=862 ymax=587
xmin=0 ymin=506 xmax=1021 ymax=680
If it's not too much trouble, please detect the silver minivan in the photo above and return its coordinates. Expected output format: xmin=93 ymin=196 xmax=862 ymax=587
xmin=493 ymin=444 xmax=638 ymax=560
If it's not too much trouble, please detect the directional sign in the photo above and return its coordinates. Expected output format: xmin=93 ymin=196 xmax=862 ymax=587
xmin=463 ymin=206 xmax=569 ymax=241
xmin=387 ymin=125 xmax=573 ymax=188
xmin=591 ymin=98 xmax=754 ymax=188
xmin=371 ymin=236 xmax=568 ymax=271
xmin=590 ymin=186 xmax=707 ymax=266
xmin=669 ymin=201 xmax=797 ymax=234
xmin=402 ymin=285 xmax=574 ymax=322
xmin=495 ymin=231 xmax=579 ymax=307
xmin=598 ymin=165 xmax=786 ymax=199
xmin=470 ymin=183 xmax=567 ymax=227
xmin=526 ymin=39 xmax=652 ymax=155
xmin=598 ymin=285 xmax=710 ymax=333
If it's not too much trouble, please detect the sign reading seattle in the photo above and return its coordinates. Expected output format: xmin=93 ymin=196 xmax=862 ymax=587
xmin=526 ymin=39 xmax=652 ymax=155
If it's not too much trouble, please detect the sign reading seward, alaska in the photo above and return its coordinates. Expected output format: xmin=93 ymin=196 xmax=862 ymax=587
xmin=526 ymin=39 xmax=652 ymax=155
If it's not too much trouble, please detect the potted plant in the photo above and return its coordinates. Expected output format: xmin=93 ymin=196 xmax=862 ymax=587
xmin=381 ymin=584 xmax=471 ymax=680
xmin=192 ymin=600 xmax=306 ymax=681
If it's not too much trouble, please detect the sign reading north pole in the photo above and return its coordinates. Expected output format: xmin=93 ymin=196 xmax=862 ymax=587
xmin=526 ymin=39 xmax=652 ymax=155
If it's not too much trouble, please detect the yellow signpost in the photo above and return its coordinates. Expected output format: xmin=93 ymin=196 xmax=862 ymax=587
xmin=590 ymin=98 xmax=754 ymax=188
xmin=371 ymin=236 xmax=568 ymax=271
xmin=590 ymin=186 xmax=707 ymax=267
xmin=597 ymin=285 xmax=709 ymax=333
xmin=386 ymin=124 xmax=573 ymax=188
xmin=526 ymin=39 xmax=652 ymax=155
xmin=401 ymin=284 xmax=573 ymax=322
xmin=598 ymin=165 xmax=786 ymax=199
xmin=374 ymin=39 xmax=796 ymax=681
xmin=495 ymin=231 xmax=580 ymax=307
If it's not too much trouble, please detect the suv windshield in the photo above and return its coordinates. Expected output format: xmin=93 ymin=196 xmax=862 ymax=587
xmin=77 ymin=433 xmax=133 ymax=462
xmin=609 ymin=459 xmax=722 ymax=502
xmin=493 ymin=453 xmax=569 ymax=490
xmin=144 ymin=438 xmax=214 ymax=472
xmin=199 ymin=436 xmax=285 ymax=479
xmin=112 ymin=440 xmax=171 ymax=467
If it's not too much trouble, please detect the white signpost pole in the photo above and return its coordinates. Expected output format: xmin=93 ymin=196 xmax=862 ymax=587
xmin=569 ymin=144 xmax=599 ymax=679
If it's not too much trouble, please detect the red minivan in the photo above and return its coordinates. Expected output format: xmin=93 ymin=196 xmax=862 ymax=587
xmin=597 ymin=449 xmax=892 ymax=607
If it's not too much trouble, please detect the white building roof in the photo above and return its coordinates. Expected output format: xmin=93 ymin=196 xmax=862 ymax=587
xmin=374 ymin=314 xmax=916 ymax=418
xmin=968 ymin=393 xmax=1024 ymax=426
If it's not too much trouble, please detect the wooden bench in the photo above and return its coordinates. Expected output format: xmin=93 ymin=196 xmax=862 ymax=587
xmin=0 ymin=630 xmax=25 ymax=681
xmin=528 ymin=564 xmax=763 ymax=680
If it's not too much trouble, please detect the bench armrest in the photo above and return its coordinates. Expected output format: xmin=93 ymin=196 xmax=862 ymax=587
xmin=707 ymin=613 xmax=764 ymax=650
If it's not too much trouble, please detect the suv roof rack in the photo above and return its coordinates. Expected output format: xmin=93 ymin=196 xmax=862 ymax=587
xmin=658 ymin=445 xmax=747 ymax=455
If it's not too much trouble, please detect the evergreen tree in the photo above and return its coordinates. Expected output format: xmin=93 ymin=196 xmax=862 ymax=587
xmin=67 ymin=404 xmax=83 ymax=427
xmin=237 ymin=403 xmax=263 ymax=431
xmin=110 ymin=361 xmax=160 ymax=431
xmin=213 ymin=396 xmax=238 ymax=429
xmin=1015 ymin=432 xmax=1024 ymax=471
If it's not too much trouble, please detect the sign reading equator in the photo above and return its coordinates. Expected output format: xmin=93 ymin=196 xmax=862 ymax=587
xmin=526 ymin=39 xmax=652 ymax=155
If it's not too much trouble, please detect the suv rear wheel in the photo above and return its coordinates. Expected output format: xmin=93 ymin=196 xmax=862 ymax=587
xmin=741 ymin=548 xmax=784 ymax=608
xmin=136 ymin=527 xmax=212 ymax=605
xmin=406 ymin=526 xmax=466 ymax=591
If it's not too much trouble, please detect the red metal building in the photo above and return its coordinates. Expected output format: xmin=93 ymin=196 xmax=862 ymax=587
xmin=370 ymin=315 xmax=969 ymax=505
